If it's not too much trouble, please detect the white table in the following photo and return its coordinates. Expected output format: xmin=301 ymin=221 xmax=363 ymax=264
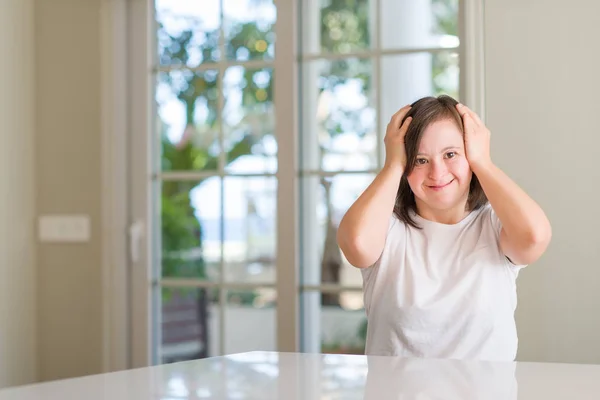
xmin=0 ymin=351 xmax=599 ymax=399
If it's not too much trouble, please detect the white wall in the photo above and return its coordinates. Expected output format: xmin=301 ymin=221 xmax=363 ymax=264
xmin=0 ymin=0 xmax=38 ymax=388
xmin=484 ymin=0 xmax=600 ymax=363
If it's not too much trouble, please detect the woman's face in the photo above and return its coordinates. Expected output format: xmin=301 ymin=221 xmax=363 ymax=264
xmin=406 ymin=118 xmax=472 ymax=216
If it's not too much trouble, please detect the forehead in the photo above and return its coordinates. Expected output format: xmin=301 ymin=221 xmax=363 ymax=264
xmin=418 ymin=119 xmax=463 ymax=151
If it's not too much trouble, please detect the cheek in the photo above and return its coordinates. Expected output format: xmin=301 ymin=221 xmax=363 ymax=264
xmin=406 ymin=169 xmax=426 ymax=189
xmin=451 ymin=159 xmax=472 ymax=181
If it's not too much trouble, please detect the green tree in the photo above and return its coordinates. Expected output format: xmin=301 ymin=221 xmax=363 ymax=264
xmin=432 ymin=0 xmax=460 ymax=97
xmin=158 ymin=12 xmax=274 ymax=281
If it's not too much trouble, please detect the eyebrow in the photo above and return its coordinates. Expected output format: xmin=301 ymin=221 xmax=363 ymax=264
xmin=417 ymin=146 xmax=460 ymax=156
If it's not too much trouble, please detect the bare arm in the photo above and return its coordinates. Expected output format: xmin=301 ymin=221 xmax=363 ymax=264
xmin=472 ymin=161 xmax=551 ymax=265
xmin=457 ymin=103 xmax=551 ymax=265
xmin=337 ymin=165 xmax=404 ymax=268
xmin=337 ymin=105 xmax=412 ymax=268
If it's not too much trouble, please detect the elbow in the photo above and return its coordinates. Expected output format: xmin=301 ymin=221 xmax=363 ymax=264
xmin=337 ymin=231 xmax=381 ymax=269
xmin=501 ymin=220 xmax=552 ymax=266
xmin=342 ymin=249 xmax=379 ymax=269
xmin=531 ymin=219 xmax=552 ymax=251
xmin=521 ymin=224 xmax=552 ymax=265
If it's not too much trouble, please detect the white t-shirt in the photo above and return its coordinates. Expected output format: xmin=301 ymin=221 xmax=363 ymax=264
xmin=361 ymin=204 xmax=525 ymax=362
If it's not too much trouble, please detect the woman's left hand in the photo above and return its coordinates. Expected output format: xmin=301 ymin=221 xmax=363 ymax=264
xmin=456 ymin=103 xmax=492 ymax=170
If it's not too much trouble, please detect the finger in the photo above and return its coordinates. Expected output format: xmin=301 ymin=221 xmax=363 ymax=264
xmin=466 ymin=108 xmax=483 ymax=127
xmin=390 ymin=105 xmax=411 ymax=125
xmin=457 ymin=103 xmax=483 ymax=127
xmin=462 ymin=112 xmax=477 ymax=135
xmin=390 ymin=105 xmax=412 ymax=128
xmin=398 ymin=116 xmax=412 ymax=137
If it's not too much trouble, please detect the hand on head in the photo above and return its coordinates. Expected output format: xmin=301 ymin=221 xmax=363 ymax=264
xmin=384 ymin=99 xmax=493 ymax=176
xmin=384 ymin=105 xmax=412 ymax=171
xmin=455 ymin=103 xmax=492 ymax=170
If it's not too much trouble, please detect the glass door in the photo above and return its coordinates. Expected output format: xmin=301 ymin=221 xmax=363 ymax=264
xmin=128 ymin=0 xmax=471 ymax=366
xmin=129 ymin=0 xmax=291 ymax=366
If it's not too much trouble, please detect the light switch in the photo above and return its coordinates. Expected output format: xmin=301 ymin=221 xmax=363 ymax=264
xmin=38 ymin=215 xmax=91 ymax=243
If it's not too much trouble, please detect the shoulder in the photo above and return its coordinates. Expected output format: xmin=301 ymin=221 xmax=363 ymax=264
xmin=473 ymin=203 xmax=502 ymax=238
xmin=386 ymin=213 xmax=403 ymax=235
xmin=450 ymin=203 xmax=503 ymax=252
xmin=378 ymin=214 xmax=405 ymax=251
xmin=384 ymin=213 xmax=417 ymax=245
xmin=362 ymin=214 xmax=405 ymax=273
xmin=473 ymin=203 xmax=527 ymax=271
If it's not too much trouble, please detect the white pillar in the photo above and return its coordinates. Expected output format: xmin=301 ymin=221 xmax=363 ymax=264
xmin=380 ymin=0 xmax=435 ymax=49
xmin=379 ymin=0 xmax=435 ymax=164
xmin=0 ymin=0 xmax=37 ymax=388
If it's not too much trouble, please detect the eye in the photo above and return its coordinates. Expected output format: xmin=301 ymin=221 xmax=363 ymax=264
xmin=415 ymin=158 xmax=427 ymax=165
xmin=445 ymin=151 xmax=456 ymax=159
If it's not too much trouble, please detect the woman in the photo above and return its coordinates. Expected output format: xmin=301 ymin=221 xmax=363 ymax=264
xmin=337 ymin=95 xmax=551 ymax=361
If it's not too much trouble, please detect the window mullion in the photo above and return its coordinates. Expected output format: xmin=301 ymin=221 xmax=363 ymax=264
xmin=274 ymin=0 xmax=300 ymax=353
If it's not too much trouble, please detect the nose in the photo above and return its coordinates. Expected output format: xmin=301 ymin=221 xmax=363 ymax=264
xmin=428 ymin=159 xmax=448 ymax=180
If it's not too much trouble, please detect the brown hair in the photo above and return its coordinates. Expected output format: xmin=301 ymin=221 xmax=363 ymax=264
xmin=393 ymin=95 xmax=488 ymax=228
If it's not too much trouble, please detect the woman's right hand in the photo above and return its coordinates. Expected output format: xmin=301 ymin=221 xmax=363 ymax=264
xmin=383 ymin=105 xmax=412 ymax=171
xmin=338 ymin=106 xmax=412 ymax=268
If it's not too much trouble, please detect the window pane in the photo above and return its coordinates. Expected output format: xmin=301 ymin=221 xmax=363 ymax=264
xmin=161 ymin=287 xmax=220 ymax=363
xmin=156 ymin=0 xmax=221 ymax=67
xmin=157 ymin=70 xmax=220 ymax=172
xmin=300 ymin=58 xmax=376 ymax=172
xmin=161 ymin=179 xmax=221 ymax=281
xmin=432 ymin=52 xmax=460 ymax=98
xmin=223 ymin=66 xmax=276 ymax=174
xmin=223 ymin=0 xmax=276 ymax=61
xmin=300 ymin=173 xmax=375 ymax=288
xmin=224 ymin=289 xmax=277 ymax=354
xmin=380 ymin=0 xmax=459 ymax=50
xmin=302 ymin=0 xmax=372 ymax=55
xmin=301 ymin=290 xmax=366 ymax=355
xmin=223 ymin=177 xmax=276 ymax=284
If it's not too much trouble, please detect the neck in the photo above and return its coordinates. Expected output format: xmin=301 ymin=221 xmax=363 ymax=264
xmin=415 ymin=200 xmax=470 ymax=225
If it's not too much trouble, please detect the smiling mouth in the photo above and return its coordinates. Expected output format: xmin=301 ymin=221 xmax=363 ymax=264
xmin=427 ymin=179 xmax=454 ymax=190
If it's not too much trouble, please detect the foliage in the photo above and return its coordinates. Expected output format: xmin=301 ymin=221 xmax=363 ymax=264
xmin=157 ymin=7 xmax=273 ymax=287
xmin=432 ymin=0 xmax=459 ymax=36
xmin=432 ymin=0 xmax=460 ymax=97
xmin=320 ymin=0 xmax=370 ymax=53
xmin=321 ymin=316 xmax=368 ymax=355
xmin=161 ymin=135 xmax=254 ymax=280
xmin=315 ymin=0 xmax=459 ymax=151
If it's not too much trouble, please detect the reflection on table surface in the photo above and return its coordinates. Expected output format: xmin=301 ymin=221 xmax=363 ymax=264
xmin=1 ymin=351 xmax=599 ymax=399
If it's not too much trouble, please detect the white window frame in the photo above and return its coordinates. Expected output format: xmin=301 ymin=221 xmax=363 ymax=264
xmin=100 ymin=0 xmax=130 ymax=372
xmin=99 ymin=0 xmax=486 ymax=371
